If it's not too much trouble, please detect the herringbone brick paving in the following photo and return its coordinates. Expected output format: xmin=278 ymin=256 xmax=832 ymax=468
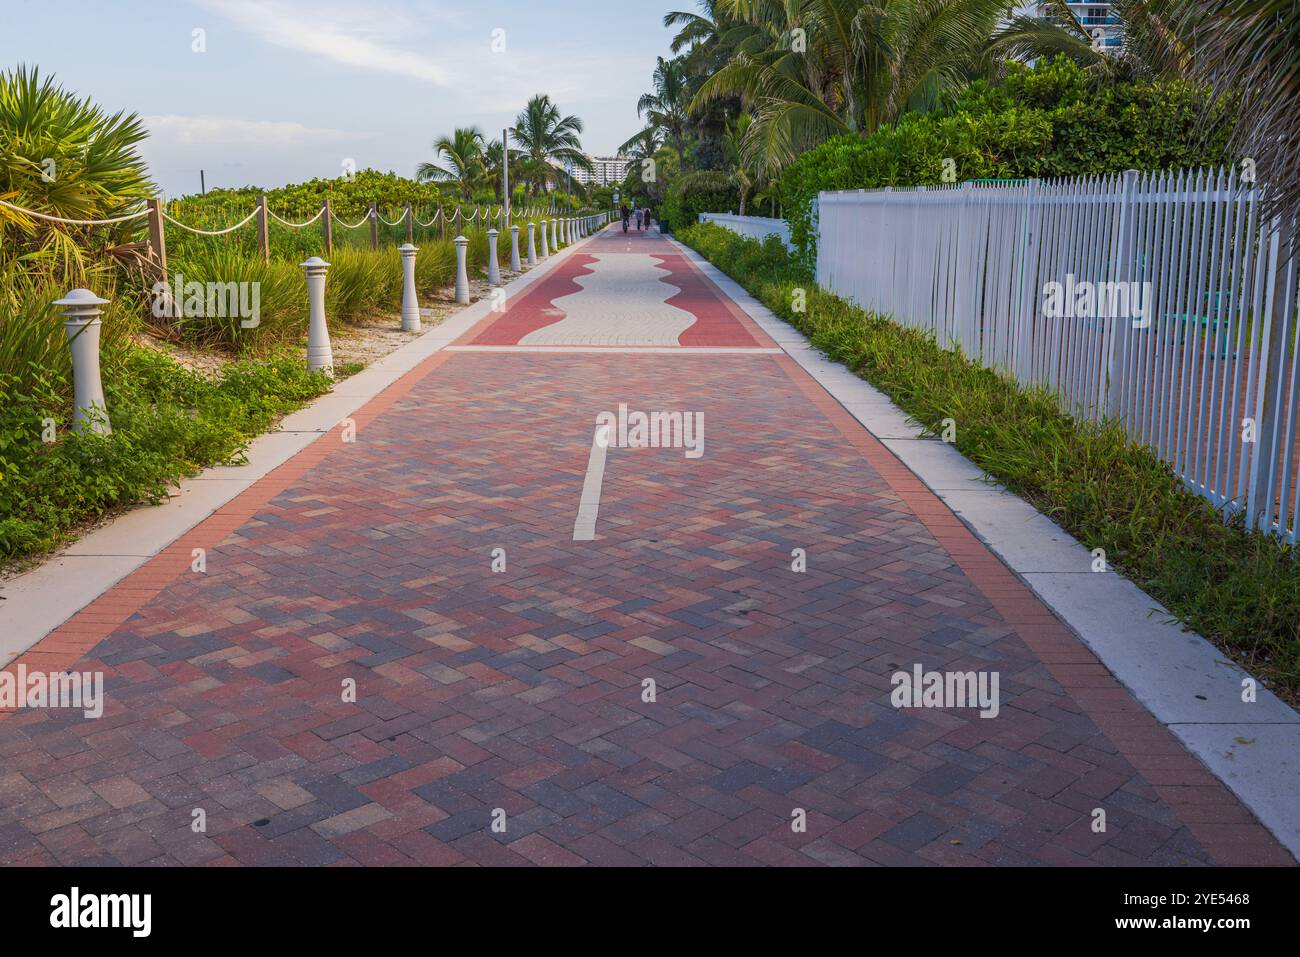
xmin=0 ymin=225 xmax=1289 ymax=866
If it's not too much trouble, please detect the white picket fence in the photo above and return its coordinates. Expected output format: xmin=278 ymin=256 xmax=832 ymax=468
xmin=816 ymin=171 xmax=1300 ymax=543
xmin=698 ymin=212 xmax=793 ymax=249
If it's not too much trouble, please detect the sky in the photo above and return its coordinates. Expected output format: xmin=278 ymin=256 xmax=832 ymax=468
xmin=1 ymin=0 xmax=680 ymax=198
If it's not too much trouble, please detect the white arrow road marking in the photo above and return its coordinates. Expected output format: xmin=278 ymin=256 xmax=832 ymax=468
xmin=573 ymin=424 xmax=611 ymax=541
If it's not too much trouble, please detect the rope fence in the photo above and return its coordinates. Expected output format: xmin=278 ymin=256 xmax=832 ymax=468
xmin=4 ymin=191 xmax=609 ymax=294
xmin=0 ymin=197 xmax=151 ymax=225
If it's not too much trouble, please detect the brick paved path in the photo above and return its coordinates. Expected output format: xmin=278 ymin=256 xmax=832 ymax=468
xmin=0 ymin=225 xmax=1290 ymax=866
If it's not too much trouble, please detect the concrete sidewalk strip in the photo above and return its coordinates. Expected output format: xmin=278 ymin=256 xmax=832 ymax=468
xmin=670 ymin=236 xmax=1300 ymax=860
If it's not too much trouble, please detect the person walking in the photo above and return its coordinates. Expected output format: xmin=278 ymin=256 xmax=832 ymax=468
xmin=635 ymin=207 xmax=643 ymax=231
xmin=643 ymin=207 xmax=653 ymax=231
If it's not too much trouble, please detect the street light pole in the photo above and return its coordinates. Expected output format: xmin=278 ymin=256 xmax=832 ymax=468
xmin=502 ymin=127 xmax=510 ymax=226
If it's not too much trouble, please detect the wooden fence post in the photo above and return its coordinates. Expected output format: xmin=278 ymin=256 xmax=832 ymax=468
xmin=146 ymin=197 xmax=174 ymax=318
xmin=147 ymin=197 xmax=168 ymax=277
xmin=322 ymin=199 xmax=333 ymax=254
xmin=405 ymin=202 xmax=414 ymax=244
xmin=438 ymin=205 xmax=445 ymax=241
xmin=256 ymin=194 xmax=270 ymax=261
xmin=369 ymin=202 xmax=379 ymax=250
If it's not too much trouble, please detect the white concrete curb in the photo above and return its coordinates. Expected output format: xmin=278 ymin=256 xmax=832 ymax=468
xmin=670 ymin=236 xmax=1300 ymax=861
xmin=0 ymin=227 xmax=606 ymax=667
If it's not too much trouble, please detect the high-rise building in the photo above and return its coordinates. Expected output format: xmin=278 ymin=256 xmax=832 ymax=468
xmin=591 ymin=156 xmax=633 ymax=186
xmin=1012 ymin=2 xmax=1123 ymax=52
xmin=552 ymin=155 xmax=633 ymax=187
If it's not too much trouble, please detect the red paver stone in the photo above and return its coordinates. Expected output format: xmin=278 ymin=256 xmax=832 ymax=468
xmin=0 ymin=224 xmax=1290 ymax=867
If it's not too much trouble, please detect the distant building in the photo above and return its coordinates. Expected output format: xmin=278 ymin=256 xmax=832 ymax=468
xmin=1012 ymin=2 xmax=1124 ymax=52
xmin=590 ymin=156 xmax=632 ymax=186
xmin=553 ymin=155 xmax=632 ymax=187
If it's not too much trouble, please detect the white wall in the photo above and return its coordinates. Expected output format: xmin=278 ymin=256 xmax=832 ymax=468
xmin=698 ymin=213 xmax=793 ymax=250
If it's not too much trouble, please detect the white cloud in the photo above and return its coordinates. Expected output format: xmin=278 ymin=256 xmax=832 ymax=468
xmin=143 ymin=114 xmax=375 ymax=147
xmin=192 ymin=0 xmax=450 ymax=84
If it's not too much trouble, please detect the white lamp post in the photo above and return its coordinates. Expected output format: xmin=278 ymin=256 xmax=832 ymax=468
xmin=454 ymin=235 xmax=470 ymax=303
xmin=486 ymin=228 xmax=502 ymax=285
xmin=399 ymin=243 xmax=420 ymax=332
xmin=54 ymin=288 xmax=111 ymax=434
xmin=300 ymin=257 xmax=333 ymax=377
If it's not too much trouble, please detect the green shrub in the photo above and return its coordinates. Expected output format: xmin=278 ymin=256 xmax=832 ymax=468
xmin=0 ymin=66 xmax=152 ymax=304
xmin=780 ymin=57 xmax=1234 ymax=269
xmin=326 ymin=247 xmax=402 ymax=319
xmin=160 ymin=238 xmax=474 ymax=354
xmin=0 ymin=282 xmax=139 ymax=396
xmin=677 ymin=221 xmax=1300 ymax=701
xmin=660 ymin=170 xmax=739 ymax=233
xmin=415 ymin=240 xmax=456 ymax=290
xmin=0 ymin=345 xmax=332 ymax=566
xmin=163 ymin=249 xmax=305 ymax=353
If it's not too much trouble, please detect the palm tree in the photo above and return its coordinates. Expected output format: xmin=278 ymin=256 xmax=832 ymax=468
xmin=985 ymin=0 xmax=1196 ymax=85
xmin=722 ymin=113 xmax=760 ymax=215
xmin=665 ymin=1 xmax=726 ymax=53
xmin=622 ymin=128 xmax=663 ymax=163
xmin=689 ymin=0 xmax=1011 ymax=176
xmin=511 ymin=94 xmax=592 ymax=197
xmin=987 ymin=0 xmax=1298 ymax=220
xmin=622 ymin=57 xmax=695 ymax=162
xmin=416 ymin=126 xmax=485 ymax=200
xmin=1179 ymin=0 xmax=1300 ymax=222
xmin=0 ymin=65 xmax=152 ymax=299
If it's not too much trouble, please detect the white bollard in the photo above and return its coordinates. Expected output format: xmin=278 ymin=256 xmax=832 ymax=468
xmin=454 ymin=235 xmax=470 ymax=303
xmin=552 ymin=218 xmax=559 ymax=250
xmin=300 ymin=257 xmax=334 ymax=378
xmin=486 ymin=228 xmax=502 ymax=285
xmin=527 ymin=222 xmax=537 ymax=265
xmin=54 ymin=288 xmax=111 ymax=434
xmin=399 ymin=243 xmax=420 ymax=332
xmin=540 ymin=219 xmax=549 ymax=258
xmin=510 ymin=224 xmax=522 ymax=272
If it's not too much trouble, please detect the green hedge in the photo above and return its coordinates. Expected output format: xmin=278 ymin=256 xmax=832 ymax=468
xmin=0 ymin=343 xmax=334 ymax=567
xmin=659 ymin=170 xmax=739 ymax=233
xmin=676 ymin=220 xmax=1300 ymax=703
xmin=781 ymin=57 xmax=1233 ymax=268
